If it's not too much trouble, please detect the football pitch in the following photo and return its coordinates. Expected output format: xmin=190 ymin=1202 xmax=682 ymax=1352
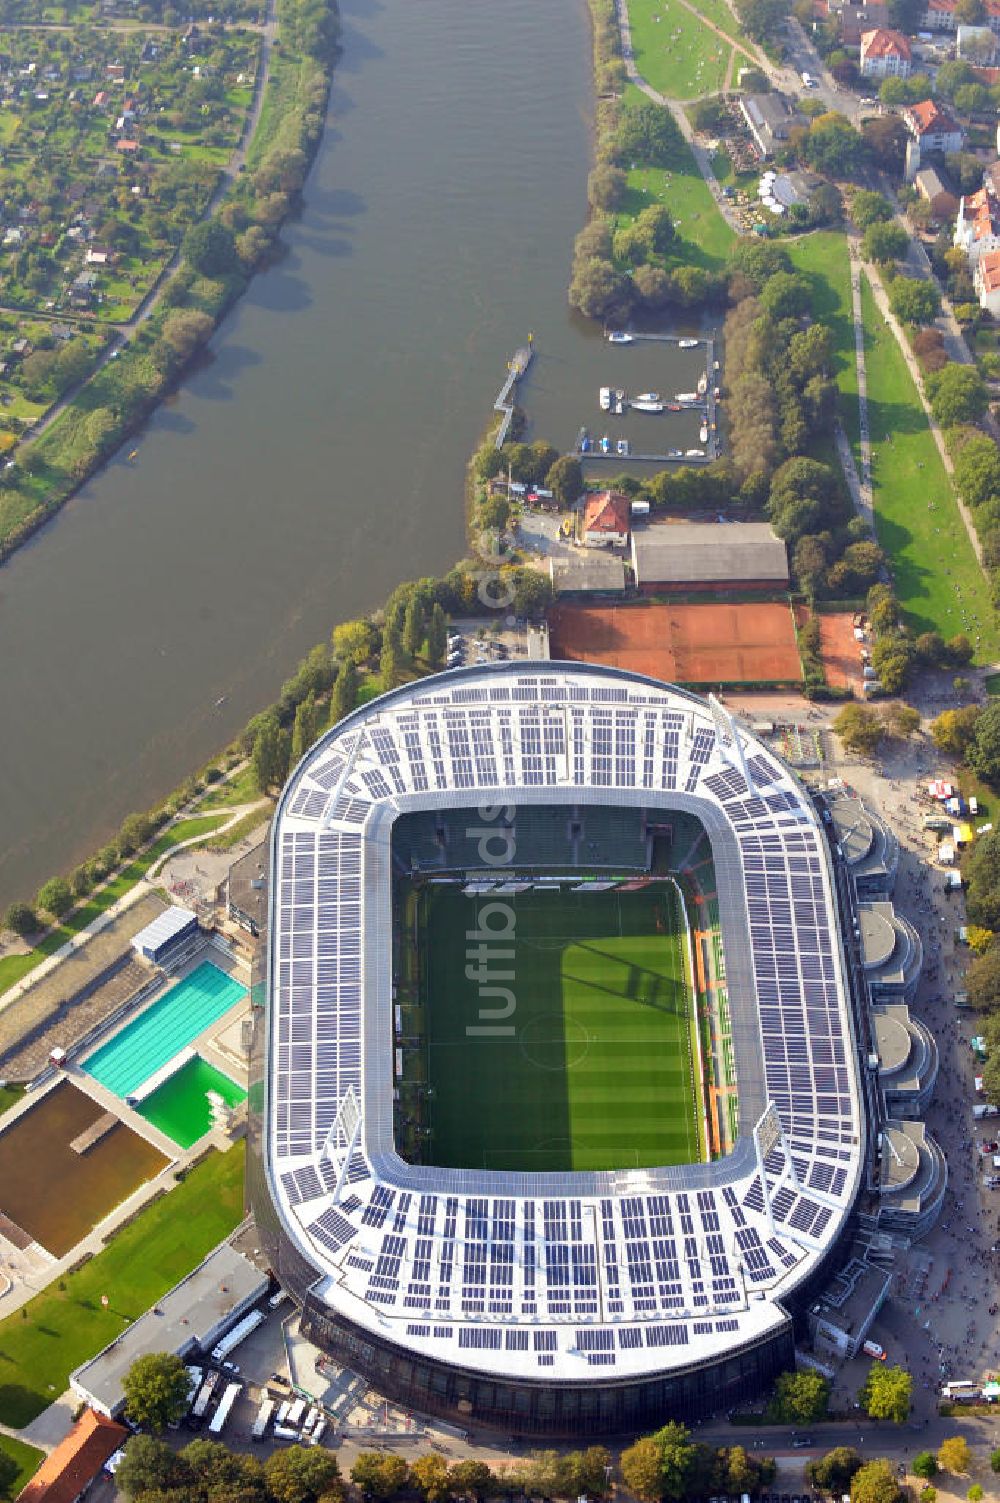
xmin=417 ymin=884 xmax=705 ymax=1172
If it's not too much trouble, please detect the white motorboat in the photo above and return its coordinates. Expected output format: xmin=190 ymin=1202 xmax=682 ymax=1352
xmin=607 ymin=330 xmax=634 ymax=343
xmin=678 ymin=338 xmax=698 ymax=349
xmin=685 ymin=447 xmax=705 ymax=457
xmin=616 ymin=439 xmax=630 ymax=456
xmin=675 ymin=391 xmax=698 ymax=403
xmin=697 ymin=373 xmax=708 ymax=395
xmin=631 ymin=398 xmax=664 ymax=413
xmin=599 ymin=386 xmax=612 ymax=411
xmin=612 ymin=389 xmax=625 ymax=413
xmin=699 ymin=421 xmax=709 ymax=443
xmin=600 ymin=434 xmax=611 ymax=453
xmin=635 ymin=391 xmax=660 ymax=402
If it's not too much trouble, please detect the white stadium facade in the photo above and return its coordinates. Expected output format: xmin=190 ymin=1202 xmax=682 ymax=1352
xmin=247 ymin=662 xmax=876 ymax=1436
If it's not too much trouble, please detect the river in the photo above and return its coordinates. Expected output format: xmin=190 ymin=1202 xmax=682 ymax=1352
xmin=0 ymin=0 xmax=705 ymax=910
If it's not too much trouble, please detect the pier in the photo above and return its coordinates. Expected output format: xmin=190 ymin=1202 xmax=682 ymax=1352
xmin=582 ymin=331 xmax=720 ymax=463
xmin=493 ymin=344 xmax=534 ymax=449
xmin=70 ymin=1110 xmax=117 ymax=1155
xmin=583 ymin=449 xmax=713 ymax=465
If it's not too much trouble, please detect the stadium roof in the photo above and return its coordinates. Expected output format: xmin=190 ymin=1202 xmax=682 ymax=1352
xmin=264 ymin=664 xmax=863 ymax=1384
xmin=630 ymin=523 xmax=788 ymax=587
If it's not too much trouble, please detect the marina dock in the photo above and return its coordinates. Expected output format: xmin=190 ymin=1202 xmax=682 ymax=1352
xmin=494 ymin=344 xmax=534 ymax=449
xmin=581 ymin=332 xmax=720 ymax=464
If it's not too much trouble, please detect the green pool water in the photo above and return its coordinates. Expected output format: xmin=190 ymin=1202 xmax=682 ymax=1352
xmin=137 ymin=1056 xmax=246 ymax=1149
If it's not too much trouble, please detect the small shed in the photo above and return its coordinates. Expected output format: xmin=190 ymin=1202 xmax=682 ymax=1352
xmin=131 ymin=905 xmax=198 ymax=964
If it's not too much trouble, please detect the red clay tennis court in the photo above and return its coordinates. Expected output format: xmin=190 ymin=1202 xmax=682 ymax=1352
xmin=549 ymin=601 xmax=803 ymax=685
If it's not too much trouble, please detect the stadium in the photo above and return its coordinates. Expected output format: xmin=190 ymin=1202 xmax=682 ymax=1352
xmin=248 ymin=662 xmax=868 ymax=1436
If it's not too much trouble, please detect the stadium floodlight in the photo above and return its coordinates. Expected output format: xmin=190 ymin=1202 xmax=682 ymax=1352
xmin=707 ymin=692 xmax=753 ymax=789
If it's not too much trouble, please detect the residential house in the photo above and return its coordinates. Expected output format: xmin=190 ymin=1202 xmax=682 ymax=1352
xmin=922 ymin=0 xmax=1000 ymax=33
xmin=860 ymin=27 xmax=913 ymax=76
xmin=115 ymin=139 xmax=140 ymax=155
xmin=582 ymin=491 xmax=631 ymax=549
xmin=915 ymin=165 xmax=960 ymax=219
xmin=902 ymin=99 xmax=964 ymax=155
xmin=954 ymin=185 xmax=1000 ymax=261
xmin=827 ymin=0 xmax=889 ymax=45
xmin=85 ymin=246 xmax=112 ymax=266
xmin=975 ymin=247 xmax=1000 ymax=314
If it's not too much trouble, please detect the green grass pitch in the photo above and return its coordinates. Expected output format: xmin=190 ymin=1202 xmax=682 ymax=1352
xmin=416 ymin=884 xmax=705 ymax=1172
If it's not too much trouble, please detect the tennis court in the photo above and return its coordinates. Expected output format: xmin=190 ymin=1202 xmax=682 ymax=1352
xmin=417 ymin=884 xmax=704 ymax=1173
xmin=549 ymin=601 xmax=803 ymax=684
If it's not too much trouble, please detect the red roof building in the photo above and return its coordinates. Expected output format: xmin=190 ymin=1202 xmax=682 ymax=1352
xmin=860 ymin=27 xmax=913 ymax=75
xmin=582 ymin=491 xmax=631 ymax=548
xmin=16 ymin=1411 xmax=128 ymax=1503
xmin=902 ymin=99 xmax=964 ymax=152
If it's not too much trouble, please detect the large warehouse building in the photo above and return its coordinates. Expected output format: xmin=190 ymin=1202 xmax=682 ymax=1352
xmin=248 ymin=663 xmax=873 ymax=1436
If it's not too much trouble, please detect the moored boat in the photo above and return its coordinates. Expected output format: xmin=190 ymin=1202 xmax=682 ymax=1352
xmin=675 ymin=390 xmax=698 ymax=403
xmin=616 ymin=438 xmax=630 ymax=456
xmin=608 ymin=330 xmax=634 ymax=343
xmin=599 ymin=386 xmax=612 ymax=411
xmin=631 ymin=398 xmax=664 ymax=413
xmin=600 ymin=434 xmax=610 ymax=453
xmin=685 ymin=447 xmax=705 ymax=457
xmin=678 ymin=337 xmax=698 ymax=349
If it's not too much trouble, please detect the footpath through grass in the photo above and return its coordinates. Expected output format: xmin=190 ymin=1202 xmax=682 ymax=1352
xmin=860 ymin=274 xmax=1000 ymax=658
xmin=419 ymin=885 xmax=702 ymax=1173
xmin=0 ymin=1435 xmax=44 ymax=1495
xmin=0 ymin=1143 xmax=245 ymax=1428
xmin=627 ymin=0 xmax=736 ymax=99
xmin=0 ymin=812 xmax=228 ymax=998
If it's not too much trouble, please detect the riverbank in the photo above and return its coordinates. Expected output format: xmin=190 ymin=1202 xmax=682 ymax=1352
xmin=0 ymin=0 xmax=339 ymax=565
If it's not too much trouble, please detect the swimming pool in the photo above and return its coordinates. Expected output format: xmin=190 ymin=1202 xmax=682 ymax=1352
xmin=137 ymin=1055 xmax=246 ymax=1149
xmin=84 ymin=961 xmax=246 ymax=1098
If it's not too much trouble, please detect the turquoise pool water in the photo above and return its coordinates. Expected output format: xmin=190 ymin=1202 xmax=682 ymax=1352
xmin=84 ymin=961 xmax=246 ymax=1097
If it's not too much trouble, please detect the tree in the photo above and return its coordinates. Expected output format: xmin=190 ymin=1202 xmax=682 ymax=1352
xmin=967 ymin=1487 xmax=984 ymax=1502
xmin=862 ymin=116 xmax=908 ymax=173
xmin=181 ymin=1439 xmax=266 ymax=1502
xmin=588 ymin=164 xmax=626 ymax=212
xmin=966 ymin=873 xmax=1000 ymax=958
xmin=859 ymin=1363 xmax=912 ymax=1423
xmin=833 ymin=704 xmax=884 ymax=756
xmin=426 ymin=603 xmax=448 ymax=669
xmin=957 ymin=0 xmax=987 ymax=17
xmin=291 ymin=694 xmax=319 ymax=766
xmin=937 ymin=1438 xmax=972 ymax=1477
xmin=852 ymin=190 xmax=894 ymax=230
xmin=567 ymin=1448 xmax=613 ymax=1498
xmin=181 ymin=218 xmax=239 ymax=279
xmin=161 ymin=309 xmax=214 ymax=364
xmin=36 ymin=876 xmax=73 ymax=919
xmin=332 ymin=619 xmax=376 ymax=665
xmin=568 ymin=257 xmax=631 ymax=320
xmin=652 ymin=1422 xmax=698 ymax=1501
xmin=770 ymin=1369 xmax=831 ymax=1424
xmin=635 ymin=203 xmax=677 ymax=257
xmin=919 ymin=1489 xmax=937 ymax=1503
xmin=380 ymin=631 xmax=406 ymax=690
xmin=620 ymin=1437 xmax=664 ymax=1501
xmin=807 ymin=1447 xmax=863 ymax=1495
xmin=409 ymin=1455 xmax=453 ymax=1503
xmin=735 ymin=0 xmax=786 ymax=41
xmin=793 ymin=535 xmax=829 ymax=598
xmin=850 ymin=1460 xmax=902 ymax=1503
xmin=990 ymin=1448 xmax=1000 ymax=1473
xmin=351 ymin=1454 xmax=409 ymax=1500
xmin=967 ymin=699 xmax=1000 ymax=782
xmin=759 ymin=271 xmax=812 ymax=320
xmin=888 ymin=277 xmax=940 ymax=325
xmin=328 ymin=660 xmax=358 ymax=727
xmin=0 ymin=1450 xmax=18 ymax=1502
xmin=863 ymin=222 xmax=908 ymax=264
xmin=805 ymin=113 xmax=867 ymax=178
xmin=883 ymin=703 xmax=920 ymax=740
xmin=931 ymin=705 xmax=980 ymax=756
xmin=546 ymin=454 xmax=583 ymax=507
xmin=3 ymin=901 xmax=37 ymax=937
xmin=118 ymin=811 xmax=154 ymax=855
xmin=403 ymin=594 xmax=425 ymax=659
xmin=926 ymin=363 xmax=987 ymax=427
xmin=788 ymin=324 xmax=833 ymax=384
xmin=955 ymin=435 xmax=1000 ymax=508
xmin=448 ymin=1461 xmax=495 ymax=1501
xmin=264 ymin=1448 xmax=343 ymax=1503
xmin=121 ymin=1351 xmax=192 ymax=1432
xmin=251 ymin=714 xmax=282 ymax=793
xmin=115 ymin=1435 xmax=186 ymax=1500
xmin=913 ymin=1454 xmax=939 ymax=1481
xmin=616 ymin=96 xmax=682 ymax=166
xmin=767 ymin=458 xmax=842 ymax=544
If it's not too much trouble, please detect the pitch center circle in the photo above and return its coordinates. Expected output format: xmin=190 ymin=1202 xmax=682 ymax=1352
xmin=519 ymin=1013 xmax=590 ymax=1071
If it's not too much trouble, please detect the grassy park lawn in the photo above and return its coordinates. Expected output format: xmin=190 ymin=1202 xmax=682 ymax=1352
xmin=0 ymin=812 xmax=227 ymax=999
xmin=0 ymin=1143 xmax=245 ymax=1427
xmin=0 ymin=1083 xmax=24 ymax=1119
xmin=785 ymin=231 xmax=859 ymax=446
xmin=0 ymin=1436 xmax=44 ymax=1495
xmin=198 ymin=763 xmax=260 ymax=809
xmin=860 ymin=273 xmax=1000 ymax=658
xmin=627 ymin=0 xmax=734 ymax=99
